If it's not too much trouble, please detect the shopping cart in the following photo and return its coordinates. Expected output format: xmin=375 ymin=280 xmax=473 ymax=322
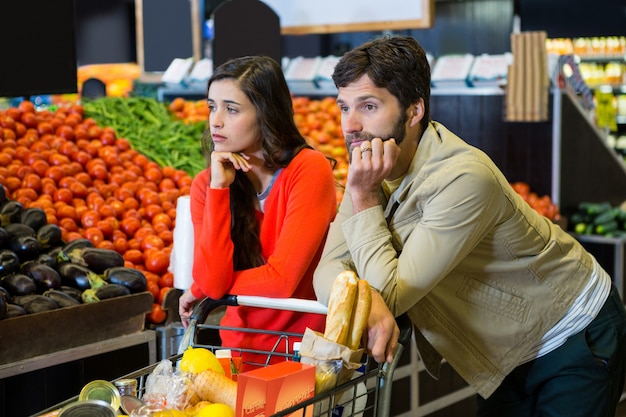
xmin=33 ymin=295 xmax=413 ymax=417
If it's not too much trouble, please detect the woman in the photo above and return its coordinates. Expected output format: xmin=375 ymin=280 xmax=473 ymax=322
xmin=178 ymin=55 xmax=337 ymax=368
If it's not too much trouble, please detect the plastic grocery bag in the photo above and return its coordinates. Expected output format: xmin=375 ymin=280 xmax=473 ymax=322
xmin=170 ymin=196 xmax=194 ymax=290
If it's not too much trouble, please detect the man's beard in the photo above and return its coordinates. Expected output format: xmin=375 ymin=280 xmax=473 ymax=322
xmin=345 ymin=111 xmax=408 ymax=161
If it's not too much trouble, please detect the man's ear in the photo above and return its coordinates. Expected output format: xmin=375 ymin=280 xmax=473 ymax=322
xmin=409 ymin=99 xmax=425 ymax=127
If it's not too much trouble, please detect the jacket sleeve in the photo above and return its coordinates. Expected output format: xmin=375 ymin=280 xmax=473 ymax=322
xmin=191 ymin=151 xmax=337 ymax=300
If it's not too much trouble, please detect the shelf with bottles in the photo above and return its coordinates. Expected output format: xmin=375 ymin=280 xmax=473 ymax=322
xmin=547 ymin=36 xmax=626 ymax=88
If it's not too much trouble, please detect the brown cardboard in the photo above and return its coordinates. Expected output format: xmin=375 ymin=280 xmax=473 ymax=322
xmin=0 ymin=292 xmax=152 ymax=365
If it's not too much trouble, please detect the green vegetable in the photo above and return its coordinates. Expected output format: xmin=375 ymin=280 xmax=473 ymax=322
xmin=574 ymin=222 xmax=588 ymax=234
xmin=592 ymin=207 xmax=620 ymax=225
xmin=82 ymin=97 xmax=206 ymax=177
xmin=578 ymin=201 xmax=612 ymax=216
xmin=595 ymin=220 xmax=619 ymax=235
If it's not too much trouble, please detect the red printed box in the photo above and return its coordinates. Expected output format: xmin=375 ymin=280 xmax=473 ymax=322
xmin=236 ymin=361 xmax=315 ymax=417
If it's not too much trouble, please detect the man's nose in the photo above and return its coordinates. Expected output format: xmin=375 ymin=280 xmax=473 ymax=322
xmin=342 ymin=111 xmax=361 ymax=133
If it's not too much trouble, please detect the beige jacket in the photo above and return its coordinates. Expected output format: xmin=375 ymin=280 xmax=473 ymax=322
xmin=313 ymin=122 xmax=595 ymax=398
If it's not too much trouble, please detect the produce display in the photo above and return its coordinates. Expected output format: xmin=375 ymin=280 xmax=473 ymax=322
xmin=0 ymin=186 xmax=149 ymax=319
xmin=569 ymin=201 xmax=626 ymax=237
xmin=0 ymin=100 xmax=189 ymax=323
xmin=510 ymin=181 xmax=561 ymax=221
xmin=82 ymin=97 xmax=207 ymax=177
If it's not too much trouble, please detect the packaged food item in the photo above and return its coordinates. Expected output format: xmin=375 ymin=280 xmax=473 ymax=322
xmin=78 ymin=380 xmax=121 ymax=412
xmin=115 ymin=378 xmax=139 ymax=397
xmin=58 ymin=399 xmax=117 ymax=417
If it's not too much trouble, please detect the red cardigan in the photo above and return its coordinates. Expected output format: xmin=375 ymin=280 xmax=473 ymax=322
xmin=189 ymin=148 xmax=336 ymax=367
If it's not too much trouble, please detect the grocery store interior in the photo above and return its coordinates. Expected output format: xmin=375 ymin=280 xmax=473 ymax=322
xmin=1 ymin=0 xmax=626 ymax=416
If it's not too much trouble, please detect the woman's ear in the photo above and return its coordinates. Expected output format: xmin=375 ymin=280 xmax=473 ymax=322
xmin=409 ymin=99 xmax=425 ymax=127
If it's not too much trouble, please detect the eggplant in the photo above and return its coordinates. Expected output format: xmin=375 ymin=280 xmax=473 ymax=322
xmin=0 ymin=249 xmax=20 ymax=278
xmin=22 ymin=262 xmax=62 ymax=292
xmin=36 ymin=223 xmax=63 ymax=249
xmin=61 ymin=238 xmax=93 ymax=253
xmin=44 ymin=289 xmax=81 ymax=307
xmin=0 ymin=227 xmax=9 ymax=249
xmin=35 ymin=252 xmax=57 ymax=269
xmin=10 ymin=236 xmax=40 ymax=262
xmin=0 ymin=291 xmax=6 ymax=319
xmin=65 ymin=247 xmax=124 ymax=274
xmin=0 ymin=200 xmax=23 ymax=227
xmin=19 ymin=207 xmax=47 ymax=231
xmin=4 ymin=303 xmax=26 ymax=318
xmin=0 ymin=286 xmax=10 ymax=301
xmin=4 ymin=223 xmax=35 ymax=239
xmin=1 ymin=273 xmax=37 ymax=296
xmin=96 ymin=283 xmax=130 ymax=300
xmin=11 ymin=294 xmax=41 ymax=306
xmin=0 ymin=186 xmax=6 ymax=206
xmin=103 ymin=267 xmax=147 ymax=293
xmin=60 ymin=285 xmax=83 ymax=302
xmin=47 ymin=246 xmax=64 ymax=261
xmin=57 ymin=262 xmax=107 ymax=291
xmin=20 ymin=294 xmax=59 ymax=314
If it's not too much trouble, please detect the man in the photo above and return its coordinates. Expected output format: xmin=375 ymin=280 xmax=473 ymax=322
xmin=313 ymin=35 xmax=626 ymax=416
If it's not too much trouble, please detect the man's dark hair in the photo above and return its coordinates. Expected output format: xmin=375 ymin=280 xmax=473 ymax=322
xmin=332 ymin=35 xmax=431 ymax=131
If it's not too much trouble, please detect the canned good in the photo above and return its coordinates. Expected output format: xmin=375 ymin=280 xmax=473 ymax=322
xmin=115 ymin=378 xmax=138 ymax=397
xmin=58 ymin=399 xmax=117 ymax=417
xmin=78 ymin=380 xmax=121 ymax=411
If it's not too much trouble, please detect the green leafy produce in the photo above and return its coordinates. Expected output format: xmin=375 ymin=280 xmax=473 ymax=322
xmin=82 ymin=96 xmax=206 ymax=176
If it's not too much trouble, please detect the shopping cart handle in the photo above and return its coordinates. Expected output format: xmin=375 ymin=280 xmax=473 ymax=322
xmin=191 ymin=294 xmax=239 ymax=322
xmin=190 ymin=295 xmax=328 ymax=323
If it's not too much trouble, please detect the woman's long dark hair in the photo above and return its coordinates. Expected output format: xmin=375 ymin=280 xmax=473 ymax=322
xmin=201 ymin=55 xmax=310 ymax=270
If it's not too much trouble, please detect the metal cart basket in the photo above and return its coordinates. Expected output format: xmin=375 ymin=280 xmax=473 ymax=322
xmin=34 ymin=295 xmax=413 ymax=417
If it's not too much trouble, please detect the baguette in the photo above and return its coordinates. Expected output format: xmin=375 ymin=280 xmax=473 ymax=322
xmin=324 ymin=270 xmax=358 ymax=345
xmin=191 ymin=368 xmax=237 ymax=410
xmin=346 ymin=279 xmax=372 ymax=350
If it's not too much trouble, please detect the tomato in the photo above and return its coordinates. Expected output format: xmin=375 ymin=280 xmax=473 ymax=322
xmin=157 ymin=286 xmax=172 ymax=305
xmin=123 ymin=248 xmax=144 ymax=265
xmin=147 ymin=303 xmax=166 ymax=324
xmin=53 ymin=188 xmax=73 ymax=204
xmin=151 ymin=213 xmax=173 ymax=229
xmin=158 ymin=272 xmax=174 ymax=289
xmin=146 ymin=280 xmax=160 ymax=301
xmin=120 ymin=217 xmax=141 ymax=237
xmin=97 ymin=240 xmax=115 ymax=250
xmin=144 ymin=250 xmax=169 ymax=275
xmin=80 ymin=209 xmax=101 ymax=228
xmin=113 ymin=237 xmax=130 ymax=254
xmin=141 ymin=235 xmax=165 ymax=251
xmin=84 ymin=227 xmax=105 ymax=245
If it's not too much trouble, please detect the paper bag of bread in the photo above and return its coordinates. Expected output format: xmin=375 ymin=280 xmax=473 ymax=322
xmin=299 ymin=270 xmax=371 ymax=395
